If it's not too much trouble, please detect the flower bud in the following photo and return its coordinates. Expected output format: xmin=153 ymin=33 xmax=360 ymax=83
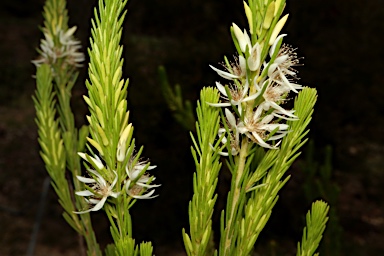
xmin=269 ymin=14 xmax=289 ymax=45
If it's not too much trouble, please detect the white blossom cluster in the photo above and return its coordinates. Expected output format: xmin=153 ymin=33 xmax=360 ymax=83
xmin=32 ymin=26 xmax=84 ymax=68
xmin=74 ymin=151 xmax=159 ymax=214
xmin=209 ymin=23 xmax=302 ymax=155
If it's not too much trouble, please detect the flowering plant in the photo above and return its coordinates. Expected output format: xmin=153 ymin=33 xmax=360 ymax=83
xmin=32 ymin=0 xmax=329 ymax=255
xmin=180 ymin=0 xmax=329 ymax=255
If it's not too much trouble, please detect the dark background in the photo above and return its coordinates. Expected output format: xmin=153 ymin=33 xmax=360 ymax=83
xmin=0 ymin=0 xmax=383 ymax=255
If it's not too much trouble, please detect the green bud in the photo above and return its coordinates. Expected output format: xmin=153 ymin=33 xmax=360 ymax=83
xmin=243 ymin=1 xmax=253 ymax=34
xmin=96 ymin=124 xmax=109 ymax=146
xmin=86 ymin=115 xmax=92 ymax=126
xmin=274 ymin=0 xmax=283 ymax=16
xmin=201 ymin=228 xmax=210 ymax=248
xmin=87 ymin=137 xmax=104 ymax=156
xmin=95 ymin=106 xmax=105 ymax=128
xmin=57 ymin=140 xmax=64 ymax=159
xmin=112 ymin=67 xmax=122 ymax=87
xmin=83 ymin=95 xmax=93 ymax=110
xmin=114 ymin=80 xmax=125 ymax=108
xmin=183 ymin=233 xmax=193 ymax=254
xmin=263 ymin=2 xmax=275 ymax=29
xmin=269 ymin=14 xmax=289 ymax=45
xmin=256 ymin=214 xmax=267 ymax=232
xmin=41 ymin=153 xmax=51 ymax=166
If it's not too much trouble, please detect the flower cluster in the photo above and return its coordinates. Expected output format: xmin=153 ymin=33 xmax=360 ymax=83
xmin=32 ymin=26 xmax=84 ymax=68
xmin=209 ymin=22 xmax=302 ymax=154
xmin=75 ymin=151 xmax=159 ymax=214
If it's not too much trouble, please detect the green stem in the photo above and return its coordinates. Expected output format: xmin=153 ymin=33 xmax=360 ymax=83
xmin=221 ymin=138 xmax=248 ymax=256
xmin=55 ymin=73 xmax=102 ymax=256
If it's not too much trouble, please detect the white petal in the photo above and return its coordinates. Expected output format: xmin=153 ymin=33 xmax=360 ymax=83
xmin=239 ymin=55 xmax=246 ymax=76
xmin=92 ymin=155 xmax=105 ymax=170
xmin=90 ymin=196 xmax=108 ymax=211
xmin=125 ymin=180 xmax=132 ymax=191
xmin=269 ymin=101 xmax=298 ymax=118
xmin=261 ymin=123 xmax=289 ymax=131
xmin=269 ymin=34 xmax=286 ymax=57
xmin=242 ymin=91 xmax=260 ymax=102
xmin=241 ymin=79 xmax=249 ymax=99
xmin=252 ymin=132 xmax=274 ymax=149
xmin=209 ymin=65 xmax=239 ymax=80
xmin=127 ymin=167 xmax=140 ymax=180
xmin=207 ymin=102 xmax=231 ymax=108
xmin=225 ymin=109 xmax=237 ymax=128
xmin=237 ymin=122 xmax=248 ymax=134
xmin=289 ymin=82 xmax=303 ymax=90
xmin=218 ymin=151 xmax=229 ymax=156
xmin=237 ymin=103 xmax=243 ymax=114
xmin=147 ymin=165 xmax=157 ymax=170
xmin=74 ymin=208 xmax=93 ymax=214
xmin=261 ymin=114 xmax=274 ymax=124
xmin=87 ymin=198 xmax=100 ymax=204
xmin=268 ymin=132 xmax=288 ymax=141
xmin=128 ymin=188 xmax=157 ymax=199
xmin=274 ymin=55 xmax=288 ymax=64
xmin=76 ymin=190 xmax=94 ymax=197
xmin=137 ymin=182 xmax=161 ymax=188
xmin=268 ymin=63 xmax=278 ymax=77
xmin=233 ymin=23 xmax=246 ymax=52
xmin=110 ymin=170 xmax=118 ymax=187
xmin=110 ymin=192 xmax=121 ymax=198
xmin=247 ymin=43 xmax=261 ymax=71
xmin=253 ymin=78 xmax=261 ymax=91
xmin=78 ymin=152 xmax=87 ymax=161
xmin=231 ymin=146 xmax=239 ymax=156
xmin=243 ymin=29 xmax=252 ymax=52
xmin=215 ymin=82 xmax=228 ymax=96
xmin=272 ymin=112 xmax=298 ymax=121
xmin=253 ymin=106 xmax=263 ymax=121
xmin=77 ymin=176 xmax=96 ymax=183
xmin=280 ymin=72 xmax=298 ymax=93
xmin=65 ymin=26 xmax=77 ymax=38
xmin=87 ymin=169 xmax=107 ymax=187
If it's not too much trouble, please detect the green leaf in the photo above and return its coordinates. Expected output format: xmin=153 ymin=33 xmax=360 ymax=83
xmin=297 ymin=201 xmax=330 ymax=256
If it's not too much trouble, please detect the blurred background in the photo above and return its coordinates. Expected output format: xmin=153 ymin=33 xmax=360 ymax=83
xmin=0 ymin=0 xmax=383 ymax=255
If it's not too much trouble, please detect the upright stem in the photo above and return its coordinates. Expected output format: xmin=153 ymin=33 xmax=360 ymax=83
xmin=221 ymin=138 xmax=248 ymax=256
xmin=55 ymin=73 xmax=101 ymax=256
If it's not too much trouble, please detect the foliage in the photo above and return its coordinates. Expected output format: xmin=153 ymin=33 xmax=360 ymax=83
xmin=301 ymin=141 xmax=342 ymax=256
xmin=32 ymin=0 xmax=329 ymax=255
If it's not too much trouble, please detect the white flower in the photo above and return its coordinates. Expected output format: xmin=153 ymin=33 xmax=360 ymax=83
xmin=214 ymin=109 xmax=244 ymax=156
xmin=241 ymin=107 xmax=289 ymax=149
xmin=225 ymin=108 xmax=245 ymax=143
xmin=209 ymin=55 xmax=246 ymax=80
xmin=267 ymin=37 xmax=302 ymax=93
xmin=32 ymin=32 xmax=56 ymax=66
xmin=208 ymin=80 xmax=259 ymax=113
xmin=125 ymin=157 xmax=160 ymax=199
xmin=58 ymin=26 xmax=85 ymax=67
xmin=232 ymin=23 xmax=252 ymax=53
xmin=255 ymin=80 xmax=298 ymax=119
xmin=32 ymin=26 xmax=84 ymax=68
xmin=232 ymin=23 xmax=261 ymax=71
xmin=74 ymin=169 xmax=120 ymax=214
xmin=117 ymin=124 xmax=132 ymax=162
